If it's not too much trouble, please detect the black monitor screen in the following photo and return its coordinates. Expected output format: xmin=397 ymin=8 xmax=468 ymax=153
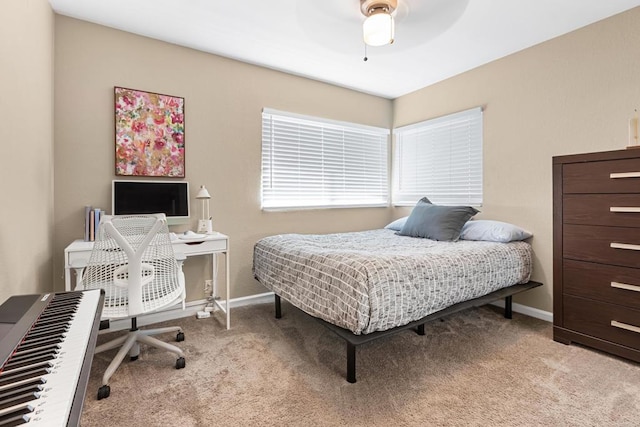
xmin=112 ymin=181 xmax=189 ymax=220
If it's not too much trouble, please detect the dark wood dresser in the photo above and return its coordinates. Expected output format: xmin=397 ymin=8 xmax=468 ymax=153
xmin=553 ymin=149 xmax=640 ymax=362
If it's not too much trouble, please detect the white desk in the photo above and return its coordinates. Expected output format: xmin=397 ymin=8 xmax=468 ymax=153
xmin=64 ymin=233 xmax=231 ymax=329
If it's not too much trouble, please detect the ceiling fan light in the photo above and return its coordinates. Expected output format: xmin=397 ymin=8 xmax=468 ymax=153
xmin=363 ymin=12 xmax=394 ymax=46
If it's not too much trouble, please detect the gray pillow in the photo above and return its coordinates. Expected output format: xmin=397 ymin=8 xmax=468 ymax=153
xmin=398 ymin=198 xmax=479 ymax=241
xmin=459 ymin=220 xmax=532 ymax=242
xmin=384 ymin=216 xmax=408 ymax=231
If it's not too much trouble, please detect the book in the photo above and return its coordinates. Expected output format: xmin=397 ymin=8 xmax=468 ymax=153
xmin=89 ymin=210 xmax=95 ymax=242
xmin=94 ymin=208 xmax=101 ymax=238
xmin=84 ymin=206 xmax=92 ymax=242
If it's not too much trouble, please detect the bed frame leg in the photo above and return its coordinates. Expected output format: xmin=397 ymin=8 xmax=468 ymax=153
xmin=347 ymin=342 xmax=356 ymax=383
xmin=504 ymin=295 xmax=513 ymax=319
xmin=275 ymin=294 xmax=282 ymax=319
xmin=416 ymin=324 xmax=426 ymax=335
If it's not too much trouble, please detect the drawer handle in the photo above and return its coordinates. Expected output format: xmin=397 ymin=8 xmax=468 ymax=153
xmin=610 ymin=207 xmax=640 ymax=213
xmin=611 ymin=320 xmax=640 ymax=334
xmin=610 ymin=242 xmax=640 ymax=251
xmin=610 ymin=172 xmax=640 ymax=179
xmin=611 ymin=281 xmax=640 ymax=293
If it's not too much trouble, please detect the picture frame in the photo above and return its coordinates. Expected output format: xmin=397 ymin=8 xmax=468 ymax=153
xmin=114 ymin=87 xmax=185 ymax=177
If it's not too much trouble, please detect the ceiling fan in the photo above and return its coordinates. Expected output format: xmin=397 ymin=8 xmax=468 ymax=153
xmin=296 ymin=0 xmax=469 ymax=56
xmin=360 ymin=0 xmax=398 ymax=47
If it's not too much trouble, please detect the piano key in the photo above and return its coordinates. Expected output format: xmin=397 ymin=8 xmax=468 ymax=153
xmin=38 ymin=306 xmax=75 ymax=316
xmin=32 ymin=314 xmax=73 ymax=324
xmin=25 ymin=325 xmax=68 ymax=340
xmin=0 ymin=402 xmax=33 ymax=423
xmin=20 ymin=332 xmax=66 ymax=345
xmin=32 ymin=317 xmax=70 ymax=326
xmin=0 ymin=378 xmax=46 ymax=394
xmin=11 ymin=340 xmax=62 ymax=355
xmin=6 ymin=347 xmax=59 ymax=365
xmin=32 ymin=314 xmax=72 ymax=325
xmin=41 ymin=309 xmax=73 ymax=318
xmin=0 ymin=413 xmax=31 ymax=426
xmin=0 ymin=391 xmax=40 ymax=411
xmin=0 ymin=384 xmax=43 ymax=403
xmin=26 ymin=325 xmax=67 ymax=338
xmin=0 ymin=367 xmax=51 ymax=387
xmin=3 ymin=354 xmax=56 ymax=371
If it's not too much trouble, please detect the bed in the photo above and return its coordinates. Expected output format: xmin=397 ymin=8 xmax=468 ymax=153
xmin=253 ymin=228 xmax=541 ymax=382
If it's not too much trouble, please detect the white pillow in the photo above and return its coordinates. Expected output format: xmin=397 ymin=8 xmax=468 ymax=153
xmin=384 ymin=216 xmax=408 ymax=231
xmin=459 ymin=220 xmax=532 ymax=243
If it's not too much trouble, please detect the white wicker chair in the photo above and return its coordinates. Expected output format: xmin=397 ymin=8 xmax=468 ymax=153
xmin=79 ymin=214 xmax=186 ymax=400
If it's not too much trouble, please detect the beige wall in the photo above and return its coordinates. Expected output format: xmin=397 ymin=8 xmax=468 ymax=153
xmin=394 ymin=7 xmax=640 ymax=312
xmin=53 ymin=17 xmax=393 ymax=301
xmin=50 ymin=7 xmax=640 ymax=313
xmin=0 ymin=0 xmax=54 ymax=304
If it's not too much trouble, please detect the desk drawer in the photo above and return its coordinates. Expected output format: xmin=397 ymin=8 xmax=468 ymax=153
xmin=563 ymin=224 xmax=640 ymax=268
xmin=172 ymin=238 xmax=227 ymax=255
xmin=563 ymin=158 xmax=640 ymax=194
xmin=67 ymin=251 xmax=91 ymax=268
xmin=563 ymin=295 xmax=640 ymax=351
xmin=563 ymin=259 xmax=640 ymax=310
xmin=564 ymin=194 xmax=640 ymax=227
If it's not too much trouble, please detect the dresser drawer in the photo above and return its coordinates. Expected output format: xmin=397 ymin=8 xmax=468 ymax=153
xmin=563 ymin=157 xmax=640 ymax=194
xmin=563 ymin=295 xmax=640 ymax=351
xmin=563 ymin=224 xmax=640 ymax=268
xmin=564 ymin=194 xmax=640 ymax=227
xmin=563 ymin=259 xmax=640 ymax=310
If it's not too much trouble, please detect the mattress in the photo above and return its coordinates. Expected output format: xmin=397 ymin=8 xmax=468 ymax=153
xmin=253 ymin=229 xmax=533 ymax=335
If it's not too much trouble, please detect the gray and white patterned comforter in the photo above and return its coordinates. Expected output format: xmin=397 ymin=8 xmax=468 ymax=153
xmin=253 ymin=229 xmax=532 ymax=335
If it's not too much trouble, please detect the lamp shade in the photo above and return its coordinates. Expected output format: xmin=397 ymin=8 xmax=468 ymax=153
xmin=196 ymin=185 xmax=211 ymax=199
xmin=363 ymin=12 xmax=394 ymax=46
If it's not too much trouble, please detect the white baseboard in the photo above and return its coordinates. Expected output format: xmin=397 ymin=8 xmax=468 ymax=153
xmin=105 ymin=300 xmax=207 ymax=332
xmin=104 ymin=291 xmax=551 ymax=333
xmin=103 ymin=292 xmax=277 ymax=332
xmin=226 ymin=291 xmax=275 ymax=308
xmin=491 ymin=300 xmax=553 ymax=323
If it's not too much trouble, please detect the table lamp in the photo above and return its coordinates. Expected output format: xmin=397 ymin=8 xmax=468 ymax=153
xmin=196 ymin=185 xmax=213 ymax=234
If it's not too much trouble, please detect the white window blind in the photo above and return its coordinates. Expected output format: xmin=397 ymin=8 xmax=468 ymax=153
xmin=392 ymin=107 xmax=483 ymax=206
xmin=261 ymin=108 xmax=390 ymax=210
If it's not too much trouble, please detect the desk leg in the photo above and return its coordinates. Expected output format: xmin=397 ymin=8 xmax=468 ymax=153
xmin=73 ymin=268 xmax=84 ymax=290
xmin=65 ymin=267 xmax=71 ymax=292
xmin=225 ymin=249 xmax=230 ymax=330
xmin=212 ymin=253 xmax=218 ymax=299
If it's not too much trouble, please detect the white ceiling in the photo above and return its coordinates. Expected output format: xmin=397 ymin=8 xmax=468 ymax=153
xmin=49 ymin=0 xmax=640 ymax=99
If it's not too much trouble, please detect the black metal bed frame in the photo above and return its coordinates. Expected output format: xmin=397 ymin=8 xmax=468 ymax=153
xmin=274 ymin=280 xmax=543 ymax=383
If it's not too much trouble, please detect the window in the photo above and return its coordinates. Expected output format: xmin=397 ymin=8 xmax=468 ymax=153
xmin=392 ymin=107 xmax=483 ymax=206
xmin=261 ymin=108 xmax=390 ymax=210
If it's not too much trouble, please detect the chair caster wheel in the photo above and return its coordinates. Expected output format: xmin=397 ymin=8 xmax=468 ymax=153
xmin=97 ymin=385 xmax=111 ymax=400
xmin=176 ymin=332 xmax=185 ymax=342
xmin=130 ymin=355 xmax=139 ymax=361
xmin=176 ymin=357 xmax=186 ymax=369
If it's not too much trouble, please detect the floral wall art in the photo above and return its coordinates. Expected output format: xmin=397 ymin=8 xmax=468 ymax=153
xmin=114 ymin=87 xmax=185 ymax=177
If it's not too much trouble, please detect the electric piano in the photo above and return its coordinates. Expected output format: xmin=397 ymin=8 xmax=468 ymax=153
xmin=0 ymin=290 xmax=104 ymax=426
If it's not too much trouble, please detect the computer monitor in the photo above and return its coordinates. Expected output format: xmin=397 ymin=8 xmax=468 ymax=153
xmin=112 ymin=180 xmax=190 ymax=225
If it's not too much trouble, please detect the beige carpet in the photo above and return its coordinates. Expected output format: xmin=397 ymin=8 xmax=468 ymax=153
xmin=80 ymin=302 xmax=640 ymax=426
